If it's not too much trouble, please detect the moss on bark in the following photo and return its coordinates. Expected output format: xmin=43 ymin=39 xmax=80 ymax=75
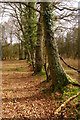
xmin=41 ymin=3 xmax=69 ymax=91
xmin=35 ymin=7 xmax=43 ymax=73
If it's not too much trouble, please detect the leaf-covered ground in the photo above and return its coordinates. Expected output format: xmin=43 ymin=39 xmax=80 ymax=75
xmin=2 ymin=60 xmax=80 ymax=120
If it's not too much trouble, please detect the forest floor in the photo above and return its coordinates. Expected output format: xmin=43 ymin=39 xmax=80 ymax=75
xmin=2 ymin=60 xmax=80 ymax=120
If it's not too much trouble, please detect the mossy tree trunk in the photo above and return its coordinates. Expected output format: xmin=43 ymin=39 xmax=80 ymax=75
xmin=41 ymin=3 xmax=69 ymax=91
xmin=35 ymin=11 xmax=43 ymax=73
xmin=28 ymin=2 xmax=35 ymax=70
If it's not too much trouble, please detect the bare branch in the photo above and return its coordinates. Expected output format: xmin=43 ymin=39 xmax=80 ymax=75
xmin=20 ymin=2 xmax=41 ymax=14
xmin=53 ymin=4 xmax=78 ymax=11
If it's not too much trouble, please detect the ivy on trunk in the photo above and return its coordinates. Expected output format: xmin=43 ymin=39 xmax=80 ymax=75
xmin=41 ymin=2 xmax=69 ymax=91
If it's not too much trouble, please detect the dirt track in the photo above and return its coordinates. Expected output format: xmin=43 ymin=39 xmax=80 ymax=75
xmin=2 ymin=60 xmax=80 ymax=120
xmin=2 ymin=60 xmax=59 ymax=119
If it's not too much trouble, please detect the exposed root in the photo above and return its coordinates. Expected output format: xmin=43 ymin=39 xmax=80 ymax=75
xmin=54 ymin=92 xmax=80 ymax=115
xmin=67 ymin=75 xmax=80 ymax=87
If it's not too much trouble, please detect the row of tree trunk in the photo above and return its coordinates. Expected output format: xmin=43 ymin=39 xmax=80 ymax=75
xmin=17 ymin=2 xmax=74 ymax=91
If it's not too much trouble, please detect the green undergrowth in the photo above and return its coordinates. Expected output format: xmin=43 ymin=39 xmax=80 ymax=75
xmin=38 ymin=65 xmax=48 ymax=77
xmin=62 ymin=85 xmax=80 ymax=119
xmin=37 ymin=71 xmax=46 ymax=77
xmin=42 ymin=87 xmax=47 ymax=94
xmin=62 ymin=73 xmax=80 ymax=99
xmin=62 ymin=85 xmax=79 ymax=100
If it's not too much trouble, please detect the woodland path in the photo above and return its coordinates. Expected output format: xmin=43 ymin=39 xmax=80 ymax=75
xmin=2 ymin=60 xmax=59 ymax=120
xmin=2 ymin=60 xmax=79 ymax=120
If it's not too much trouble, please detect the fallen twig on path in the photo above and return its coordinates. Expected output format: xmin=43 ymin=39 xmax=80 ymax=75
xmin=54 ymin=92 xmax=80 ymax=115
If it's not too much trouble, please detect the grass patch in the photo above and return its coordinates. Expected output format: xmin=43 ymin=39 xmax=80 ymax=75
xmin=37 ymin=71 xmax=46 ymax=77
xmin=62 ymin=85 xmax=79 ymax=100
xmin=42 ymin=87 xmax=47 ymax=94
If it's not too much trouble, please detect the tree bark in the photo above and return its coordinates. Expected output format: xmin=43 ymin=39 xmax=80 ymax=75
xmin=28 ymin=3 xmax=35 ymax=70
xmin=35 ymin=11 xmax=43 ymax=73
xmin=41 ymin=3 xmax=69 ymax=91
xmin=19 ymin=40 xmax=24 ymax=60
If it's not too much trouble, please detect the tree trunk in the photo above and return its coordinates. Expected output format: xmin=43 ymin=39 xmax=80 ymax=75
xmin=35 ymin=11 xmax=43 ymax=73
xmin=28 ymin=2 xmax=35 ymax=70
xmin=19 ymin=41 xmax=24 ymax=60
xmin=41 ymin=3 xmax=69 ymax=91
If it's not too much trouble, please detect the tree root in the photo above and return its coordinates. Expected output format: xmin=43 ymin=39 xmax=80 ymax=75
xmin=54 ymin=92 xmax=80 ymax=115
xmin=67 ymin=75 xmax=80 ymax=87
xmin=69 ymin=81 xmax=80 ymax=87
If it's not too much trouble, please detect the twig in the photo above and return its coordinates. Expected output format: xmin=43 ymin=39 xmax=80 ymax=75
xmin=54 ymin=92 xmax=80 ymax=115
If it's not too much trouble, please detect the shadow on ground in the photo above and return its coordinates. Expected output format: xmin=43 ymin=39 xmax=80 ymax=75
xmin=2 ymin=117 xmax=74 ymax=120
